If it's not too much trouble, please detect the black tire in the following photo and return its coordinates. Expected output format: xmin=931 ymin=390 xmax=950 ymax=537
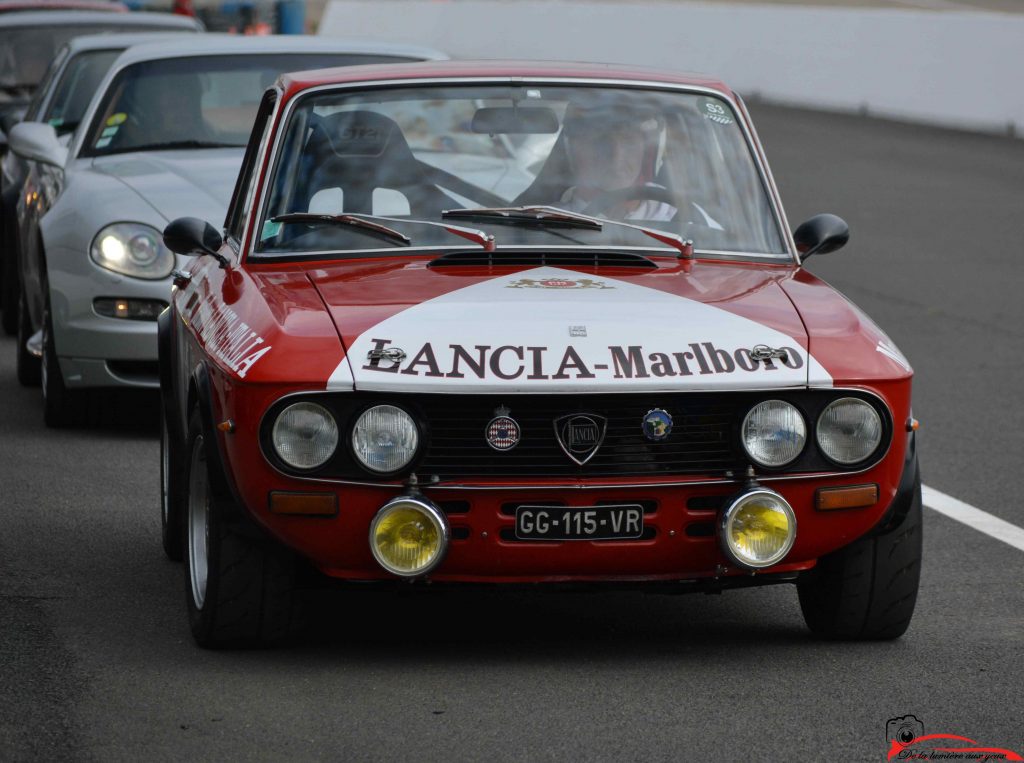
xmin=160 ymin=412 xmax=184 ymax=561
xmin=183 ymin=408 xmax=301 ymax=648
xmin=1 ymin=203 xmax=17 ymax=337
xmin=41 ymin=294 xmax=78 ymax=428
xmin=1 ymin=253 xmax=17 ymax=336
xmin=797 ymin=469 xmax=922 ymax=640
xmin=16 ymin=290 xmax=40 ymax=387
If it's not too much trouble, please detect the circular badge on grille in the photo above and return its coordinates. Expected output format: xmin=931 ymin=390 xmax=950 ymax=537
xmin=642 ymin=409 xmax=673 ymax=442
xmin=486 ymin=416 xmax=521 ymax=451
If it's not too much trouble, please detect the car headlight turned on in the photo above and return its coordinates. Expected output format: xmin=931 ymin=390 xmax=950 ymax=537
xmin=817 ymin=397 xmax=883 ymax=465
xmin=720 ymin=489 xmax=797 ymax=569
xmin=741 ymin=400 xmax=806 ymax=468
xmin=370 ymin=496 xmax=449 ymax=577
xmin=352 ymin=405 xmax=420 ymax=475
xmin=90 ymin=223 xmax=176 ymax=280
xmin=272 ymin=402 xmax=339 ymax=470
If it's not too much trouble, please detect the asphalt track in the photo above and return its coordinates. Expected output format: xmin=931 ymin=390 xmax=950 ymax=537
xmin=1 ymin=104 xmax=1022 ymax=761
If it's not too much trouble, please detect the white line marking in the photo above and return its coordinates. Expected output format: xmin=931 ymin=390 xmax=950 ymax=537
xmin=922 ymin=484 xmax=1024 ymax=553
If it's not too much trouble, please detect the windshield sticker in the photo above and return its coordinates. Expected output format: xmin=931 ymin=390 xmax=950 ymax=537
xmin=699 ymin=97 xmax=734 ymax=126
xmin=507 ymin=277 xmax=612 ymax=290
xmin=261 ymin=219 xmax=282 ymax=241
xmin=106 ymin=113 xmax=127 ymax=127
xmin=95 ymin=136 xmax=112 ymax=149
xmin=101 ymin=126 xmax=118 ymax=138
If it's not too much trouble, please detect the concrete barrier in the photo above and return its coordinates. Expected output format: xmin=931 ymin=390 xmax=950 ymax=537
xmin=320 ymin=0 xmax=1024 ymax=136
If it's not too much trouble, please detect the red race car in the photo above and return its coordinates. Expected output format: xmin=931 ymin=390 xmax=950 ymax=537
xmin=160 ymin=61 xmax=921 ymax=647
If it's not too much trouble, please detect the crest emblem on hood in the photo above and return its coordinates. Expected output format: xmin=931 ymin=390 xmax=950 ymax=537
xmin=553 ymin=414 xmax=608 ymax=465
xmin=506 ymin=277 xmax=612 ymax=290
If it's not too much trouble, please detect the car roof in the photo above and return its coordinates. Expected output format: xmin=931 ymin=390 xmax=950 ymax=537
xmin=106 ymin=34 xmax=447 ymax=68
xmin=279 ymin=59 xmax=733 ymax=99
xmin=59 ymin=28 xmax=199 ymax=54
xmin=0 ymin=0 xmax=125 ymax=13
xmin=0 ymin=9 xmax=193 ymax=27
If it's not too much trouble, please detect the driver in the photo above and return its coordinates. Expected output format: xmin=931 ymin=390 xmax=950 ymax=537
xmin=113 ymin=72 xmax=212 ymax=148
xmin=558 ymin=102 xmax=676 ymax=221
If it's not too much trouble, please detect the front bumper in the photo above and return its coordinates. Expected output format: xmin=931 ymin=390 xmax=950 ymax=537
xmin=227 ymin=459 xmax=911 ymax=584
xmin=50 ymin=256 xmax=172 ymax=389
xmin=214 ymin=383 xmax=913 ymax=586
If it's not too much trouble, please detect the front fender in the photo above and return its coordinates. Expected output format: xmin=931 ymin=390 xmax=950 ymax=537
xmin=871 ymin=429 xmax=920 ymax=537
xmin=189 ymin=361 xmax=251 ymax=526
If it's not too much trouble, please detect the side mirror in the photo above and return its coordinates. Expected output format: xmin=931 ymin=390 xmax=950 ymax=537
xmin=8 ymin=122 xmax=67 ymax=167
xmin=163 ymin=217 xmax=227 ymax=265
xmin=793 ymin=214 xmax=850 ymax=260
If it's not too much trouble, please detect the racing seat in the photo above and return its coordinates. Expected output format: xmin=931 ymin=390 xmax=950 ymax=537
xmin=298 ymin=110 xmax=452 ymax=217
xmin=512 ymin=128 xmax=575 ymax=206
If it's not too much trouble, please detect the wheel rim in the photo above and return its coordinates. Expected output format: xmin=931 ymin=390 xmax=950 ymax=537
xmin=160 ymin=418 xmax=170 ymax=526
xmin=187 ymin=434 xmax=210 ymax=610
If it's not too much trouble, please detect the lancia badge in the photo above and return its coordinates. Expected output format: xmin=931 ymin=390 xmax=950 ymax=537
xmin=553 ymin=413 xmax=608 ymax=465
xmin=485 ymin=408 xmax=521 ymax=451
xmin=642 ymin=409 xmax=673 ymax=442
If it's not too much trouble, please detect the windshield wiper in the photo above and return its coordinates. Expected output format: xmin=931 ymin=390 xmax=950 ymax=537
xmin=443 ymin=205 xmax=602 ymax=230
xmin=271 ymin=212 xmax=496 ymax=251
xmin=442 ymin=205 xmax=693 ymax=258
xmin=272 ymin=213 xmax=411 ymax=247
xmin=100 ymin=140 xmax=245 ymax=155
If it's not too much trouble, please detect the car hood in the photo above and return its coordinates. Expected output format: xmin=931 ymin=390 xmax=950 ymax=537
xmin=91 ymin=148 xmax=243 ymax=224
xmin=307 ymin=257 xmax=833 ymax=393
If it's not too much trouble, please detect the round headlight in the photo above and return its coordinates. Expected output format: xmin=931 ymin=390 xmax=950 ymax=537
xmin=369 ymin=497 xmax=448 ymax=577
xmin=351 ymin=405 xmax=419 ymax=475
xmin=90 ymin=223 xmax=175 ymax=280
xmin=741 ymin=400 xmax=806 ymax=467
xmin=271 ymin=402 xmax=339 ymax=470
xmin=720 ymin=489 xmax=797 ymax=569
xmin=816 ymin=397 xmax=883 ymax=465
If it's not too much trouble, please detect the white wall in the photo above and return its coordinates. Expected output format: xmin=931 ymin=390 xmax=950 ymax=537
xmin=321 ymin=0 xmax=1024 ymax=136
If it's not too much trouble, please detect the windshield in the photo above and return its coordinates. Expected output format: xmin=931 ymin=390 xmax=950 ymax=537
xmin=257 ymin=84 xmax=787 ymax=258
xmin=0 ymin=25 xmax=124 ymax=93
xmin=44 ymin=48 xmax=120 ymax=133
xmin=81 ymin=53 xmax=412 ymax=158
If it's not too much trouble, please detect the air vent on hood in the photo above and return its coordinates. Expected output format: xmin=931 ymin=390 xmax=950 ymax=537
xmin=427 ymin=250 xmax=657 ymax=269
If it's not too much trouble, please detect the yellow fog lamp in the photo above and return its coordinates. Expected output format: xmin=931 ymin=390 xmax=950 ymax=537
xmin=369 ymin=496 xmax=449 ymax=577
xmin=719 ymin=489 xmax=797 ymax=569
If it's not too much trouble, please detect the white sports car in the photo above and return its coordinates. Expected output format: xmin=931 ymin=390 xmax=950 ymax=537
xmin=8 ymin=34 xmax=444 ymax=426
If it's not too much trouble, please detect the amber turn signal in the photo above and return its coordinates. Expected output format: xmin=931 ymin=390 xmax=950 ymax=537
xmin=269 ymin=491 xmax=337 ymax=516
xmin=815 ymin=484 xmax=879 ymax=511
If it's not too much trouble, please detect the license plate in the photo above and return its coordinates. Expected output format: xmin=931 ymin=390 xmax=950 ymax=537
xmin=514 ymin=505 xmax=644 ymax=541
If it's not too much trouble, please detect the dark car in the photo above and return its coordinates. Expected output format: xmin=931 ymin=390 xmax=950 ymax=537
xmin=0 ymin=10 xmax=202 ymax=141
